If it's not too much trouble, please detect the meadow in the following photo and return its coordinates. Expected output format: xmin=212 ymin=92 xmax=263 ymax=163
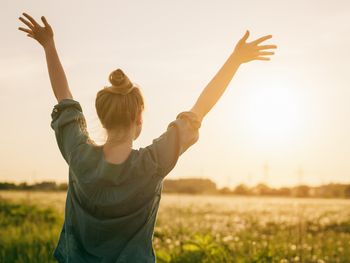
xmin=0 ymin=191 xmax=349 ymax=263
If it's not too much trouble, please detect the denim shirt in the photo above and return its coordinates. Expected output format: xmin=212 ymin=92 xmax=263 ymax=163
xmin=50 ymin=99 xmax=201 ymax=263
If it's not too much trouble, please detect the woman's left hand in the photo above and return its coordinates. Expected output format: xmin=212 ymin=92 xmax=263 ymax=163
xmin=232 ymin=30 xmax=277 ymax=64
xmin=18 ymin=13 xmax=54 ymax=49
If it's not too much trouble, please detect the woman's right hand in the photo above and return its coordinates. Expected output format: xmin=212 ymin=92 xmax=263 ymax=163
xmin=18 ymin=13 xmax=54 ymax=49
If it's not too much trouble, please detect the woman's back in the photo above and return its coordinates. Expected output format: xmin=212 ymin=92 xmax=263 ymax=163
xmin=56 ymin=147 xmax=162 ymax=262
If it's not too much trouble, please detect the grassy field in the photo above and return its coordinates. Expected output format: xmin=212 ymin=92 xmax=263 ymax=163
xmin=0 ymin=191 xmax=349 ymax=263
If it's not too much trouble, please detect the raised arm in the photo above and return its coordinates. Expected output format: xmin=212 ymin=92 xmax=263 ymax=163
xmin=18 ymin=13 xmax=72 ymax=103
xmin=190 ymin=30 xmax=277 ymax=122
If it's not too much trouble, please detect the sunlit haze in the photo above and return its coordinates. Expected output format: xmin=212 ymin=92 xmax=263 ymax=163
xmin=1 ymin=0 xmax=350 ymax=187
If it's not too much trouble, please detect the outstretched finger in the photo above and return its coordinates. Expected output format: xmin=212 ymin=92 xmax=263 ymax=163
xmin=258 ymin=51 xmax=275 ymax=56
xmin=41 ymin=16 xmax=50 ymax=27
xmin=250 ymin=35 xmax=272 ymax=46
xmin=27 ymin=34 xmax=35 ymax=39
xmin=256 ymin=45 xmax=277 ymax=50
xmin=18 ymin=27 xmax=33 ymax=34
xmin=19 ymin=17 xmax=34 ymax=29
xmin=23 ymin=13 xmax=40 ymax=27
xmin=255 ymin=56 xmax=271 ymax=61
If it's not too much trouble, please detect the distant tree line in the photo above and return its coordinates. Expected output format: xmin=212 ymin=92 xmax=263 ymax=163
xmin=1 ymin=179 xmax=350 ymax=198
xmin=0 ymin=182 xmax=67 ymax=191
xmin=219 ymin=183 xmax=350 ymax=198
xmin=163 ymin=178 xmax=217 ymax=194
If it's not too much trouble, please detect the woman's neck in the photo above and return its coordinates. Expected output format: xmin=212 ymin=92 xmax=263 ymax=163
xmin=102 ymin=139 xmax=133 ymax=164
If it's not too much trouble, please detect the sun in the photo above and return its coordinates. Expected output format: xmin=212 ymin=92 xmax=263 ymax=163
xmin=239 ymin=78 xmax=305 ymax=146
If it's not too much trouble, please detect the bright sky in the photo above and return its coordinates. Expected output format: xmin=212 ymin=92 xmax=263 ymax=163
xmin=1 ymin=0 xmax=350 ymax=187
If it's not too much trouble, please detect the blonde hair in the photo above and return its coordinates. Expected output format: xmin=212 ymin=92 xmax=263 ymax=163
xmin=95 ymin=69 xmax=144 ymax=133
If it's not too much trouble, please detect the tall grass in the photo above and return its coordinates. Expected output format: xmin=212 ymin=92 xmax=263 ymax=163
xmin=0 ymin=198 xmax=62 ymax=263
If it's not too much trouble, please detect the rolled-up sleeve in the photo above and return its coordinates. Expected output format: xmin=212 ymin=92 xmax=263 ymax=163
xmin=145 ymin=111 xmax=201 ymax=178
xmin=50 ymin=99 xmax=92 ymax=164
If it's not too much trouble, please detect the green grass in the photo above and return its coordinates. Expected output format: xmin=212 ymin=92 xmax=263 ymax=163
xmin=0 ymin=193 xmax=349 ymax=262
xmin=0 ymin=198 xmax=62 ymax=263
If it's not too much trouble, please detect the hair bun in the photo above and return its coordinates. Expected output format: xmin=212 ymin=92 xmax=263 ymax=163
xmin=109 ymin=69 xmax=133 ymax=89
